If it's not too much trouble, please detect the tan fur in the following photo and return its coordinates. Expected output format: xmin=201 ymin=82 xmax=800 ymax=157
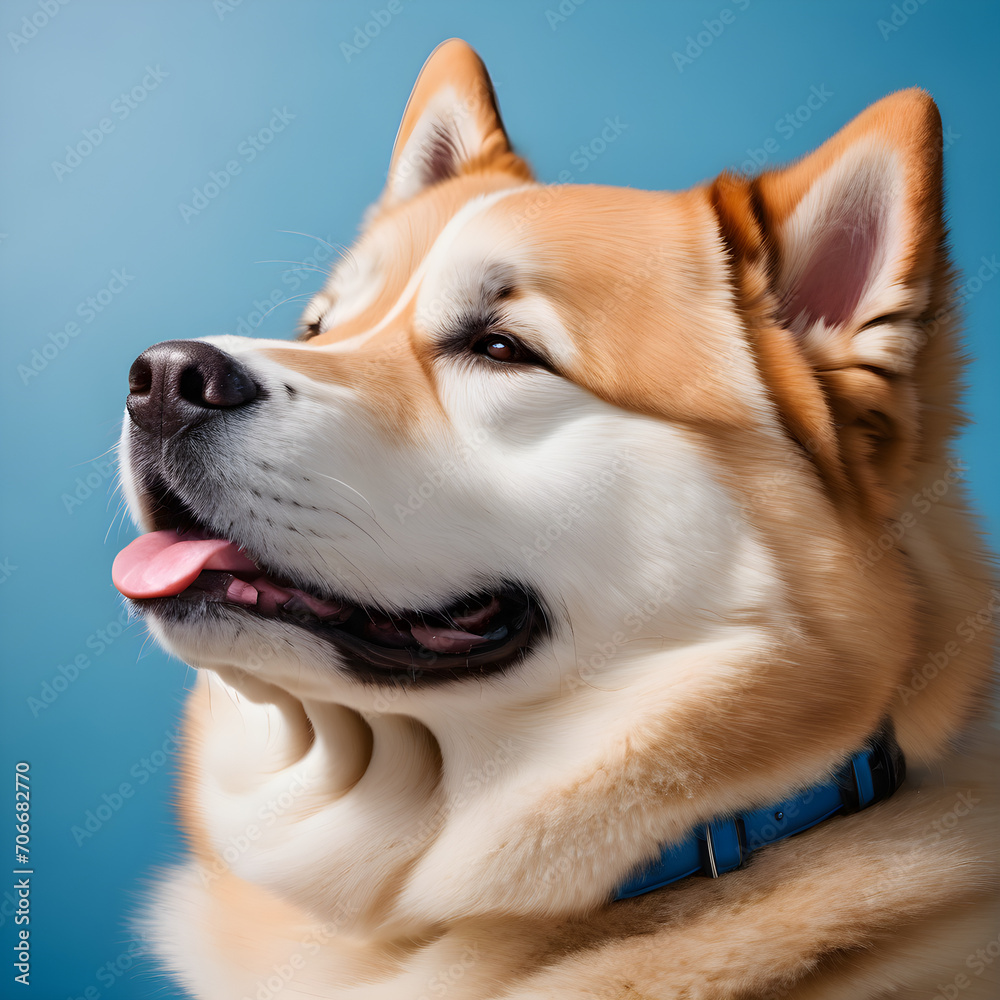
xmin=144 ymin=40 xmax=998 ymax=999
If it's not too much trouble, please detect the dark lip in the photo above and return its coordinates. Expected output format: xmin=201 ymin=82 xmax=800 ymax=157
xmin=139 ymin=583 xmax=545 ymax=687
xmin=128 ymin=476 xmax=549 ymax=686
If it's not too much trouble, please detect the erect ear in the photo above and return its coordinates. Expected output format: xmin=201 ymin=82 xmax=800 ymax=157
xmin=712 ymin=89 xmax=953 ymax=519
xmin=379 ymin=38 xmax=532 ymax=211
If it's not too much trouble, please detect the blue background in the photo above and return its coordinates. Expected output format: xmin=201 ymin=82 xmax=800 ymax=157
xmin=1 ymin=1 xmax=997 ymax=996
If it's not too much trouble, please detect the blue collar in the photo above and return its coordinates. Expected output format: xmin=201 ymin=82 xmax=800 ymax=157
xmin=614 ymin=725 xmax=906 ymax=900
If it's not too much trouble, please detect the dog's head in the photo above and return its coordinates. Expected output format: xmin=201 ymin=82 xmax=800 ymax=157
xmin=116 ymin=41 xmax=994 ymax=931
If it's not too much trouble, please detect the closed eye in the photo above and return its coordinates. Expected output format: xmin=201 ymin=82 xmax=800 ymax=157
xmin=298 ymin=294 xmax=335 ymax=341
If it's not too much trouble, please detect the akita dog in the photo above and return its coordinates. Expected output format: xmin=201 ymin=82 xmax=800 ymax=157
xmin=113 ymin=39 xmax=998 ymax=999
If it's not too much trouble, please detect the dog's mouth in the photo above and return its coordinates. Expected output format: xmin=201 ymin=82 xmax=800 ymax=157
xmin=113 ymin=484 xmax=545 ymax=685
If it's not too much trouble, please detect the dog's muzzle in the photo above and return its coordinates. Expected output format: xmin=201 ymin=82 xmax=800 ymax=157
xmin=126 ymin=340 xmax=260 ymax=441
xmin=116 ymin=339 xmax=549 ymax=686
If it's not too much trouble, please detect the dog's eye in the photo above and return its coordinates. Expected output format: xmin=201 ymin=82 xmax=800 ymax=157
xmin=471 ymin=333 xmax=542 ymax=366
xmin=300 ymin=320 xmax=322 ymax=342
xmin=481 ymin=336 xmax=517 ymax=361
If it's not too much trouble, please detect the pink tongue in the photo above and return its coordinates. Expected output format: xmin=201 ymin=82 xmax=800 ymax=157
xmin=410 ymin=623 xmax=490 ymax=653
xmin=112 ymin=530 xmax=259 ymax=599
xmin=112 ymin=531 xmax=499 ymax=653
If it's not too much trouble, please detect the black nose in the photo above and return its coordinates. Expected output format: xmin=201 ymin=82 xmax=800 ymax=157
xmin=126 ymin=340 xmax=259 ymax=438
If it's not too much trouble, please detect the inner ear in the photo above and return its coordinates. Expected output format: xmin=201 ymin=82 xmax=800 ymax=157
xmin=423 ymin=120 xmax=466 ymax=187
xmin=381 ymin=39 xmax=532 ymax=210
xmin=391 ymin=86 xmax=493 ymax=201
xmin=779 ymin=154 xmax=895 ymax=335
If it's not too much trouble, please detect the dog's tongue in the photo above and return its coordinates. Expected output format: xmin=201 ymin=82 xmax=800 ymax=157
xmin=112 ymin=530 xmax=258 ymax=599
xmin=113 ymin=531 xmax=504 ymax=656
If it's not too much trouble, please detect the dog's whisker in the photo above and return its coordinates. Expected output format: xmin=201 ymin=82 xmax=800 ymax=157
xmin=104 ymin=498 xmax=129 ymax=544
xmin=104 ymin=478 xmax=132 ymax=543
xmin=254 ymin=259 xmax=331 ymax=277
xmin=136 ymin=627 xmax=158 ymax=663
xmin=255 ymin=292 xmax=314 ymax=325
xmin=74 ymin=442 xmax=121 ymax=466
xmin=277 ymin=229 xmax=353 ymax=262
xmin=300 ymin=469 xmax=377 ymax=515
xmin=333 ymin=512 xmax=390 ymax=556
xmin=309 ymin=537 xmax=393 ymax=610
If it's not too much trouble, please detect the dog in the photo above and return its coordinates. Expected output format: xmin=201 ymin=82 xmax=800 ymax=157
xmin=114 ymin=39 xmax=999 ymax=999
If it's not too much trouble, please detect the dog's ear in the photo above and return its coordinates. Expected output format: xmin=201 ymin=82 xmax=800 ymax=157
xmin=713 ymin=89 xmax=953 ymax=519
xmin=379 ymin=38 xmax=532 ymax=211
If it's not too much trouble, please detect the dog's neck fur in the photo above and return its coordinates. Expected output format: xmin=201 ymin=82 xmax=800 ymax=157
xmin=150 ymin=672 xmax=999 ymax=998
